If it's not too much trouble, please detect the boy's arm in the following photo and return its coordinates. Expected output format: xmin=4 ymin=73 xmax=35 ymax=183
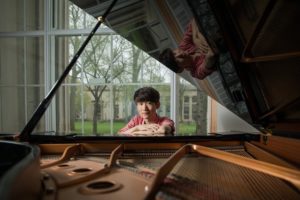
xmin=155 ymin=125 xmax=173 ymax=136
xmin=118 ymin=117 xmax=138 ymax=134
xmin=119 ymin=117 xmax=175 ymax=136
xmin=120 ymin=124 xmax=172 ymax=136
xmin=179 ymin=20 xmax=193 ymax=51
xmin=157 ymin=118 xmax=175 ymax=135
xmin=118 ymin=126 xmax=137 ymax=135
xmin=119 ymin=124 xmax=158 ymax=135
xmin=191 ymin=18 xmax=210 ymax=54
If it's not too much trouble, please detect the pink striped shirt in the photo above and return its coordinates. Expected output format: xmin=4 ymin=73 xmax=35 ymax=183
xmin=179 ymin=21 xmax=214 ymax=80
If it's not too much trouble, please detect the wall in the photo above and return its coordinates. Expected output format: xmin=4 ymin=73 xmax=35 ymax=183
xmin=216 ymin=101 xmax=258 ymax=133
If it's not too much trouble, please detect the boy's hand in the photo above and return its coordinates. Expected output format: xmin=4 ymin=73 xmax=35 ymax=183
xmin=135 ymin=124 xmax=160 ymax=132
xmin=120 ymin=124 xmax=172 ymax=136
xmin=128 ymin=124 xmax=171 ymax=136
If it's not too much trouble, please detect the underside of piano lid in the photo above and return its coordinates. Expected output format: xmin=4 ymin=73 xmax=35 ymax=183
xmin=206 ymin=0 xmax=300 ymax=136
xmin=70 ymin=0 xmax=300 ymax=137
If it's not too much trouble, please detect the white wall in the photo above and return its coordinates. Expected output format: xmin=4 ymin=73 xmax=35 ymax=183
xmin=216 ymin=102 xmax=258 ymax=133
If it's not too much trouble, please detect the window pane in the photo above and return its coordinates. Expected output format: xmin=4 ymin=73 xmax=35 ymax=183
xmin=112 ymin=36 xmax=143 ymax=84
xmin=83 ymin=84 xmax=111 ymax=135
xmin=0 ymin=38 xmax=25 ymax=85
xmin=54 ymin=85 xmax=121 ymax=135
xmin=0 ymin=1 xmax=24 ymax=32
xmin=55 ymin=0 xmax=97 ymax=30
xmin=27 ymin=86 xmax=46 ymax=133
xmin=184 ymin=105 xmax=189 ymax=120
xmin=112 ymin=86 xmax=128 ymax=135
xmin=0 ymin=0 xmax=43 ymax=32
xmin=113 ymin=85 xmax=140 ymax=133
xmin=26 ymin=37 xmax=44 ymax=85
xmin=0 ymin=37 xmax=44 ymax=85
xmin=142 ymin=56 xmax=172 ymax=84
xmin=0 ymin=86 xmax=25 ymax=133
xmin=81 ymin=35 xmax=112 ymax=85
xmin=177 ymin=77 xmax=208 ymax=135
xmin=55 ymin=85 xmax=80 ymax=134
xmin=184 ymin=96 xmax=189 ymax=103
xmin=154 ymin=85 xmax=171 ymax=118
xmin=54 ymin=85 xmax=113 ymax=136
xmin=55 ymin=36 xmax=83 ymax=84
xmin=26 ymin=0 xmax=44 ymax=31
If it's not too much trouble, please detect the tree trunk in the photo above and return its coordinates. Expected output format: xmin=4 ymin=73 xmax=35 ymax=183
xmin=93 ymin=100 xmax=99 ymax=134
xmin=69 ymin=81 xmax=76 ymax=131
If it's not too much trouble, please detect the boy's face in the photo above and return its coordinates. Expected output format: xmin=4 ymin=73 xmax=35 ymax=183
xmin=136 ymin=101 xmax=160 ymax=120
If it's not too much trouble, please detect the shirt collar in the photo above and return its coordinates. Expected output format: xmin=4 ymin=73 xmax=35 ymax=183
xmin=142 ymin=113 xmax=159 ymax=124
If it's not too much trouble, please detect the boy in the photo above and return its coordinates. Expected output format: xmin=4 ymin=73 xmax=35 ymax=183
xmin=159 ymin=18 xmax=217 ymax=80
xmin=118 ymin=87 xmax=175 ymax=136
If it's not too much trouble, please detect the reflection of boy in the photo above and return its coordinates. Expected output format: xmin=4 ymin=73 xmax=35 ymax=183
xmin=118 ymin=87 xmax=175 ymax=136
xmin=159 ymin=18 xmax=217 ymax=80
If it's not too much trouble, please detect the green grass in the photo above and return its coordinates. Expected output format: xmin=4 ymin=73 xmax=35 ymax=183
xmin=74 ymin=121 xmax=126 ymax=135
xmin=74 ymin=120 xmax=196 ymax=136
xmin=177 ymin=122 xmax=197 ymax=135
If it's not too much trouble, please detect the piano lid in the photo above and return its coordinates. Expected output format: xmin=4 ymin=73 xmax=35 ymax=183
xmin=70 ymin=0 xmax=300 ymax=135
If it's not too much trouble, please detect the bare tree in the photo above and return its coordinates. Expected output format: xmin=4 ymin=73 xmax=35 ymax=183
xmin=81 ymin=35 xmax=129 ymax=134
xmin=68 ymin=5 xmax=86 ymax=130
xmin=68 ymin=5 xmax=130 ymax=134
xmin=68 ymin=5 xmax=168 ymax=134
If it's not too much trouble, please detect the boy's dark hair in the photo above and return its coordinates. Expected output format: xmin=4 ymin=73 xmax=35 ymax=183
xmin=134 ymin=87 xmax=160 ymax=103
xmin=158 ymin=48 xmax=181 ymax=73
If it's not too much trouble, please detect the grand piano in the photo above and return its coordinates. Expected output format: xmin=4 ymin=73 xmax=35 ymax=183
xmin=1 ymin=0 xmax=300 ymax=199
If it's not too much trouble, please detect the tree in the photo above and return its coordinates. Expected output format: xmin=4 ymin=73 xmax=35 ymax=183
xmin=67 ymin=4 xmax=170 ymax=134
xmin=81 ymin=35 xmax=128 ymax=134
xmin=67 ymin=5 xmax=89 ymax=131
xmin=68 ymin=5 xmax=130 ymax=134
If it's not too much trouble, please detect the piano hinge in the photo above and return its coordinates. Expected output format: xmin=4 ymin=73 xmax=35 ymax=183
xmin=261 ymin=128 xmax=272 ymax=145
xmin=97 ymin=16 xmax=104 ymax=22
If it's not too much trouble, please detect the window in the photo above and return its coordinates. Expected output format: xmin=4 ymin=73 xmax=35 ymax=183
xmin=0 ymin=0 xmax=208 ymax=136
xmin=183 ymin=105 xmax=190 ymax=120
